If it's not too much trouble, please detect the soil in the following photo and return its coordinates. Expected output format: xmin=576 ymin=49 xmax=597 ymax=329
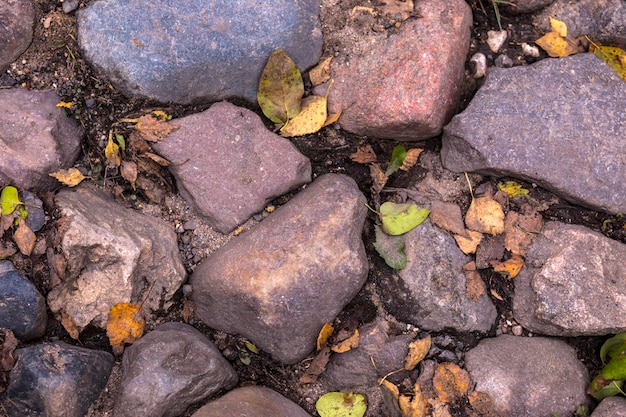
xmin=2 ymin=0 xmax=626 ymax=416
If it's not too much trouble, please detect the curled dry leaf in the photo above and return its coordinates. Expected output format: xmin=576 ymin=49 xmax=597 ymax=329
xmin=142 ymin=152 xmax=170 ymax=166
xmin=322 ymin=111 xmax=342 ymax=128
xmin=490 ymin=254 xmax=525 ymax=279
xmin=300 ymin=345 xmax=331 ymax=384
xmin=0 ymin=329 xmax=18 ymax=394
xmin=350 ymin=145 xmax=378 ymax=164
xmin=61 ymin=312 xmax=80 ymax=340
xmin=49 ymin=167 xmax=88 ymax=187
xmin=106 ymin=302 xmax=145 ymax=355
xmin=331 ymin=329 xmax=359 ymax=353
xmin=433 ymin=362 xmax=471 ymax=403
xmin=405 ymin=334 xmax=431 ymax=370
xmin=454 ymin=229 xmax=483 ymax=255
xmin=379 ymin=378 xmax=399 ymax=399
xmin=465 ymin=196 xmax=505 ymax=235
xmin=120 ymin=161 xmax=138 ymax=189
xmin=463 ymin=261 xmax=486 ymax=301
xmin=317 ymin=322 xmax=334 ymax=351
xmin=105 ymin=136 xmax=121 ymax=168
xmin=370 ymin=163 xmax=388 ymax=194
xmin=399 ymin=382 xmax=428 ymax=417
xmin=14 ymin=218 xmax=36 ymax=256
xmin=135 ymin=114 xmax=180 ymax=142
xmin=399 ymin=148 xmax=423 ymax=171
xmin=309 ymin=56 xmax=332 ymax=86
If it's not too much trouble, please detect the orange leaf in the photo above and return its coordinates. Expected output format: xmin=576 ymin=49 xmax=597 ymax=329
xmin=106 ymin=303 xmax=145 ymax=355
xmin=136 ymin=114 xmax=179 ymax=142
xmin=399 ymin=382 xmax=429 ymax=417
xmin=331 ymin=329 xmax=359 ymax=353
xmin=317 ymin=322 xmax=334 ymax=351
xmin=433 ymin=362 xmax=471 ymax=403
xmin=49 ymin=168 xmax=88 ymax=187
xmin=490 ymin=254 xmax=525 ymax=279
xmin=405 ymin=335 xmax=431 ymax=370
xmin=399 ymin=148 xmax=423 ymax=171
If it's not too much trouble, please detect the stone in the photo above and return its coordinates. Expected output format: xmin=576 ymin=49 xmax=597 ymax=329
xmin=2 ymin=342 xmax=114 ymax=417
xmin=77 ymin=0 xmax=323 ymax=104
xmin=113 ymin=322 xmax=238 ymax=417
xmin=501 ymin=0 xmax=554 ymax=15
xmin=0 ymin=261 xmax=46 ymax=340
xmin=378 ymin=219 xmax=497 ymax=332
xmin=591 ymin=396 xmax=626 ymax=417
xmin=152 ymin=102 xmax=311 ymax=234
xmin=534 ymin=0 xmax=626 ymax=49
xmin=323 ymin=320 xmax=413 ymax=389
xmin=324 ymin=0 xmax=471 ymax=140
xmin=465 ymin=335 xmax=589 ymax=417
xmin=442 ymin=53 xmax=626 ymax=215
xmin=0 ymin=89 xmax=82 ymax=192
xmin=21 ymin=191 xmax=46 ymax=232
xmin=191 ymin=386 xmax=311 ymax=417
xmin=191 ymin=174 xmax=368 ymax=364
xmin=48 ymin=184 xmax=186 ymax=333
xmin=0 ymin=0 xmax=34 ymax=72
xmin=513 ymin=221 xmax=626 ymax=336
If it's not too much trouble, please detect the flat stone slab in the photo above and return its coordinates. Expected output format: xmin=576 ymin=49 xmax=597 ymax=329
xmin=513 ymin=221 xmax=626 ymax=336
xmin=191 ymin=174 xmax=368 ymax=364
xmin=0 ymin=0 xmax=34 ymax=73
xmin=152 ymin=102 xmax=311 ymax=234
xmin=442 ymin=53 xmax=626 ymax=214
xmin=77 ymin=0 xmax=322 ymax=104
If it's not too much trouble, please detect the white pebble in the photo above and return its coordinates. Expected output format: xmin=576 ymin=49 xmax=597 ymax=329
xmin=521 ymin=42 xmax=540 ymax=58
xmin=470 ymin=53 xmax=487 ymax=79
xmin=487 ymin=30 xmax=508 ymax=53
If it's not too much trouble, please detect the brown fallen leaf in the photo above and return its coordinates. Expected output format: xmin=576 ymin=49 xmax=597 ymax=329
xmin=0 ymin=240 xmax=17 ymax=259
xmin=503 ymin=210 xmax=542 ymax=257
xmin=331 ymin=329 xmax=359 ymax=353
xmin=399 ymin=148 xmax=423 ymax=171
xmin=141 ymin=152 xmax=170 ymax=166
xmin=120 ymin=161 xmax=138 ymax=189
xmin=463 ymin=261 xmax=486 ymax=301
xmin=106 ymin=302 xmax=145 ymax=355
xmin=317 ymin=322 xmax=334 ymax=351
xmin=0 ymin=329 xmax=18 ymax=394
xmin=14 ymin=218 xmax=35 ymax=256
xmin=309 ymin=56 xmax=332 ymax=86
xmin=465 ymin=196 xmax=505 ymax=235
xmin=49 ymin=167 xmax=88 ymax=187
xmin=128 ymin=131 xmax=152 ymax=154
xmin=428 ymin=398 xmax=452 ymax=417
xmin=136 ymin=114 xmax=180 ymax=142
xmin=405 ymin=335 xmax=431 ymax=371
xmin=433 ymin=362 xmax=471 ymax=403
xmin=370 ymin=163 xmax=388 ymax=194
xmin=430 ymin=200 xmax=466 ymax=237
xmin=182 ymin=299 xmax=195 ymax=323
xmin=454 ymin=229 xmax=483 ymax=255
xmin=490 ymin=254 xmax=525 ymax=279
xmin=378 ymin=0 xmax=415 ymax=20
xmin=61 ymin=312 xmax=80 ymax=340
xmin=468 ymin=391 xmax=502 ymax=417
xmin=300 ymin=345 xmax=331 ymax=384
xmin=350 ymin=145 xmax=378 ymax=164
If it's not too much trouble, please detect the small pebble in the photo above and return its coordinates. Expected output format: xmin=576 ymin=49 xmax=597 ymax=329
xmin=470 ymin=53 xmax=487 ymax=79
xmin=182 ymin=284 xmax=193 ymax=297
xmin=521 ymin=42 xmax=540 ymax=58
xmin=487 ymin=30 xmax=508 ymax=53
xmin=495 ymin=54 xmax=513 ymax=68
xmin=62 ymin=0 xmax=79 ymax=13
xmin=512 ymin=325 xmax=523 ymax=336
xmin=183 ymin=219 xmax=197 ymax=230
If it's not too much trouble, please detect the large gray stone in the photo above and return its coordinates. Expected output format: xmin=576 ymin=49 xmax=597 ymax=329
xmin=591 ymin=396 xmax=626 ymax=417
xmin=378 ymin=219 xmax=497 ymax=332
xmin=513 ymin=221 xmax=626 ymax=336
xmin=77 ymin=0 xmax=323 ymax=104
xmin=2 ymin=342 xmax=114 ymax=417
xmin=0 ymin=0 xmax=34 ymax=72
xmin=113 ymin=322 xmax=238 ymax=417
xmin=0 ymin=89 xmax=81 ymax=191
xmin=325 ymin=0 xmax=472 ymax=140
xmin=0 ymin=261 xmax=46 ymax=340
xmin=48 ymin=184 xmax=186 ymax=333
xmin=191 ymin=386 xmax=311 ymax=417
xmin=191 ymin=174 xmax=368 ymax=364
xmin=465 ymin=335 xmax=589 ymax=417
xmin=152 ymin=102 xmax=311 ymax=234
xmin=442 ymin=53 xmax=626 ymax=215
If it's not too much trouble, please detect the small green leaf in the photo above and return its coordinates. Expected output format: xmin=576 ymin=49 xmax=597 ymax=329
xmin=115 ymin=134 xmax=126 ymax=151
xmin=257 ymin=49 xmax=304 ymax=124
xmin=385 ymin=145 xmax=406 ymax=177
xmin=373 ymin=225 xmax=406 ymax=269
xmin=245 ymin=340 xmax=258 ymax=354
xmin=380 ymin=202 xmax=430 ymax=235
xmin=600 ymin=332 xmax=626 ymax=365
xmin=316 ymin=392 xmax=367 ymax=417
xmin=1 ymin=186 xmax=22 ymax=215
xmin=588 ymin=354 xmax=626 ymax=398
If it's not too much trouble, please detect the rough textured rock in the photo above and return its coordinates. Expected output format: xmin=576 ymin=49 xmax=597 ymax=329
xmin=442 ymin=53 xmax=626 ymax=215
xmin=534 ymin=0 xmax=626 ymax=49
xmin=152 ymin=102 xmax=311 ymax=234
xmin=0 ymin=261 xmax=46 ymax=341
xmin=191 ymin=386 xmax=311 ymax=417
xmin=2 ymin=342 xmax=114 ymax=417
xmin=191 ymin=174 xmax=368 ymax=364
xmin=48 ymin=184 xmax=186 ymax=332
xmin=77 ymin=0 xmax=323 ymax=104
xmin=113 ymin=322 xmax=238 ymax=417
xmin=513 ymin=221 xmax=626 ymax=336
xmin=323 ymin=320 xmax=413 ymax=389
xmin=0 ymin=89 xmax=82 ymax=192
xmin=0 ymin=0 xmax=34 ymax=72
xmin=378 ymin=219 xmax=497 ymax=332
xmin=324 ymin=0 xmax=471 ymax=140
xmin=465 ymin=335 xmax=589 ymax=417
xmin=501 ymin=0 xmax=554 ymax=14
xmin=591 ymin=396 xmax=626 ymax=417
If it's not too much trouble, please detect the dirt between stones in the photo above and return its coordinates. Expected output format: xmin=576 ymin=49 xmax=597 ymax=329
xmin=2 ymin=0 xmax=626 ymax=416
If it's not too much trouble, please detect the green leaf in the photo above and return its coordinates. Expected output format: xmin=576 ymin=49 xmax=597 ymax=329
xmin=1 ymin=186 xmax=22 ymax=216
xmin=374 ymin=225 xmax=406 ymax=269
xmin=588 ymin=354 xmax=626 ymax=398
xmin=115 ymin=134 xmax=126 ymax=151
xmin=380 ymin=202 xmax=430 ymax=235
xmin=385 ymin=145 xmax=406 ymax=177
xmin=600 ymin=332 xmax=626 ymax=364
xmin=257 ymin=49 xmax=304 ymax=124
xmin=316 ymin=392 xmax=367 ymax=417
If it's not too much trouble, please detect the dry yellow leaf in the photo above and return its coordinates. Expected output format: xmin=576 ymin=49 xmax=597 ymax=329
xmin=280 ymin=95 xmax=327 ymax=137
xmin=399 ymin=148 xmax=423 ymax=171
xmin=331 ymin=329 xmax=359 ymax=353
xmin=591 ymin=43 xmax=626 ymax=80
xmin=465 ymin=196 xmax=504 ymax=235
xmin=379 ymin=379 xmax=399 ymax=399
xmin=350 ymin=145 xmax=378 ymax=164
xmin=317 ymin=322 xmax=334 ymax=351
xmin=536 ymin=32 xmax=581 ymax=57
xmin=549 ymin=17 xmax=567 ymax=37
xmin=399 ymin=383 xmax=429 ymax=417
xmin=142 ymin=152 xmax=170 ymax=166
xmin=49 ymin=167 xmax=88 ymax=187
xmin=454 ymin=229 xmax=483 ymax=255
xmin=106 ymin=302 xmax=145 ymax=355
xmin=136 ymin=114 xmax=180 ymax=142
xmin=322 ymin=111 xmax=342 ymax=128
xmin=14 ymin=218 xmax=35 ymax=256
xmin=105 ymin=137 xmax=121 ymax=168
xmin=56 ymin=101 xmax=73 ymax=109
xmin=490 ymin=254 xmax=525 ymax=279
xmin=433 ymin=362 xmax=471 ymax=403
xmin=404 ymin=335 xmax=431 ymax=370
xmin=120 ymin=161 xmax=138 ymax=189
xmin=309 ymin=56 xmax=332 ymax=86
